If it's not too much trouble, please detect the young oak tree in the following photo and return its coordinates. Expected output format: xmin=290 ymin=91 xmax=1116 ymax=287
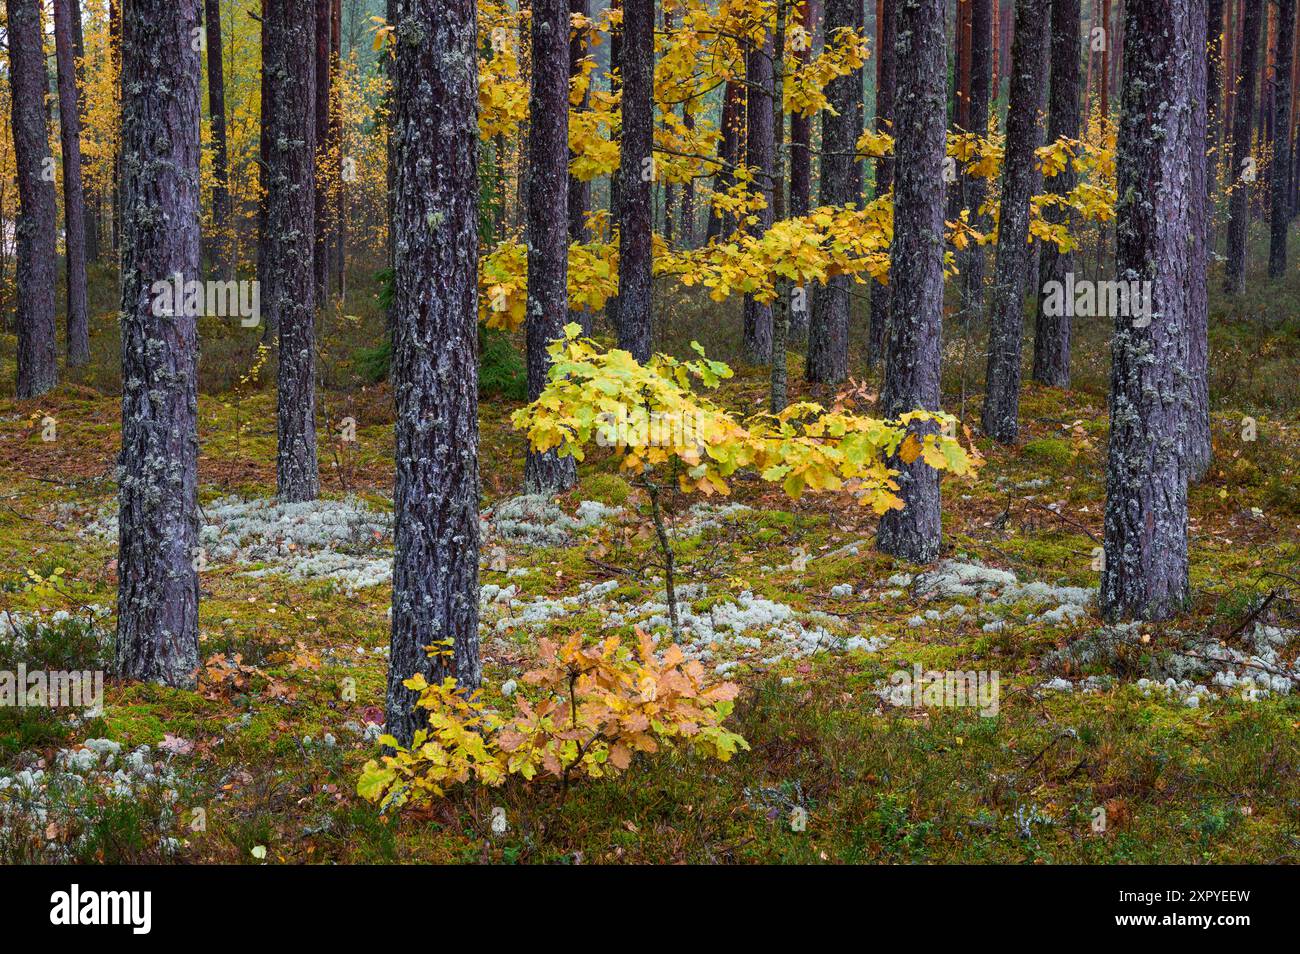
xmin=115 ymin=0 xmax=204 ymax=685
xmin=385 ymin=0 xmax=483 ymax=747
xmin=1031 ymin=0 xmax=1081 ymax=388
xmin=617 ymin=0 xmax=654 ymax=361
xmin=982 ymin=0 xmax=1049 ymax=444
xmin=524 ymin=0 xmax=578 ymax=493
xmin=265 ymin=0 xmax=320 ymax=503
xmin=53 ymin=0 xmax=90 ymax=367
xmin=5 ymin=0 xmax=59 ymax=398
xmin=876 ymin=0 xmax=946 ymax=564
xmin=1101 ymin=0 xmax=1206 ymax=621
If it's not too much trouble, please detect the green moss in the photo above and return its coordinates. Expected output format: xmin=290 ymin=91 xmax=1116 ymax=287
xmin=1021 ymin=437 xmax=1075 ymax=469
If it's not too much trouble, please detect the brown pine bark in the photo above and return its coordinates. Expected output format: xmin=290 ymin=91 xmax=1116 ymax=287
xmin=115 ymin=0 xmax=204 ymax=685
xmin=1032 ymin=0 xmax=1082 ymax=388
xmin=616 ymin=0 xmax=654 ymax=360
xmin=1269 ymin=0 xmax=1295 ymax=276
xmin=525 ymin=0 xmax=579 ymax=493
xmin=205 ymin=0 xmax=233 ymax=279
xmin=386 ymin=0 xmax=483 ymax=745
xmin=743 ymin=29 xmax=775 ymax=365
xmin=5 ymin=0 xmax=59 ymax=397
xmin=54 ymin=0 xmax=90 ymax=367
xmin=1224 ymin=0 xmax=1263 ymax=293
xmin=265 ymin=0 xmax=320 ymax=502
xmin=314 ymin=0 xmax=332 ymax=296
xmin=1102 ymin=0 xmax=1205 ymax=621
xmin=869 ymin=0 xmax=896 ymax=365
xmin=983 ymin=0 xmax=1050 ymax=443
xmin=876 ymin=0 xmax=947 ymax=564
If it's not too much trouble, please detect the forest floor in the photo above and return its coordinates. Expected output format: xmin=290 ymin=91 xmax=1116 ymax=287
xmin=0 ymin=239 xmax=1298 ymax=864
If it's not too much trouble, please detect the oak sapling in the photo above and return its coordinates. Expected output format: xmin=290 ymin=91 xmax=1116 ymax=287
xmin=510 ymin=325 xmax=977 ymax=632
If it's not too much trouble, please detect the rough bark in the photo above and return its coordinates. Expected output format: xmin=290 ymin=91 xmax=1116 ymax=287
xmin=314 ymin=0 xmax=333 ymax=296
xmin=1031 ymin=0 xmax=1082 ymax=388
xmin=525 ymin=0 xmax=579 ymax=493
xmin=1102 ymin=0 xmax=1205 ymax=621
xmin=1224 ymin=0 xmax=1263 ymax=293
xmin=875 ymin=0 xmax=946 ymax=564
xmin=569 ymin=0 xmax=592 ymax=244
xmin=744 ymin=32 xmax=775 ymax=365
xmin=960 ymin=0 xmax=993 ymax=319
xmin=205 ymin=0 xmax=233 ymax=279
xmin=257 ymin=0 xmax=274 ymax=338
xmin=1270 ymin=0 xmax=1295 ymax=276
xmin=386 ymin=0 xmax=483 ymax=747
xmin=1206 ymin=0 xmax=1224 ymax=257
xmin=330 ymin=0 xmax=345 ymax=298
xmin=807 ymin=0 xmax=858 ymax=383
xmin=616 ymin=0 xmax=654 ymax=361
xmin=982 ymin=0 xmax=1050 ymax=444
xmin=788 ymin=0 xmax=817 ymax=339
xmin=680 ymin=104 xmax=696 ymax=247
xmin=70 ymin=0 xmax=99 ymax=265
xmin=706 ymin=81 xmax=743 ymax=242
xmin=266 ymin=0 xmax=320 ymax=502
xmin=6 ymin=0 xmax=59 ymax=397
xmin=868 ymin=0 xmax=896 ymax=365
xmin=115 ymin=0 xmax=203 ymax=686
xmin=54 ymin=0 xmax=90 ymax=367
xmin=110 ymin=0 xmax=122 ymax=253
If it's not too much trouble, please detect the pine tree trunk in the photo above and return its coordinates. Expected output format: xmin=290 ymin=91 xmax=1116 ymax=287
xmin=525 ymin=0 xmax=579 ymax=493
xmin=982 ymin=0 xmax=1050 ymax=443
xmin=616 ymin=0 xmax=654 ymax=361
xmin=1269 ymin=0 xmax=1295 ymax=276
xmin=569 ymin=0 xmax=592 ymax=244
xmin=706 ymin=81 xmax=743 ymax=242
xmin=330 ymin=0 xmax=345 ymax=299
xmin=110 ymin=0 xmax=122 ymax=254
xmin=680 ymin=104 xmax=696 ymax=247
xmin=115 ymin=0 xmax=203 ymax=686
xmin=386 ymin=0 xmax=483 ymax=747
xmin=5 ymin=0 xmax=59 ymax=398
xmin=257 ymin=0 xmax=274 ymax=339
xmin=961 ymin=0 xmax=993 ymax=319
xmin=69 ymin=0 xmax=99 ymax=266
xmin=54 ymin=0 xmax=90 ymax=367
xmin=1206 ymin=0 xmax=1224 ymax=257
xmin=876 ymin=0 xmax=946 ymax=564
xmin=1031 ymin=0 xmax=1081 ymax=388
xmin=266 ymin=0 xmax=320 ymax=503
xmin=1225 ymin=0 xmax=1263 ymax=293
xmin=807 ymin=0 xmax=858 ymax=383
xmin=1103 ymin=0 xmax=1204 ymax=621
xmin=743 ymin=31 xmax=775 ymax=365
xmin=788 ymin=0 xmax=817 ymax=340
xmin=314 ymin=0 xmax=333 ymax=296
xmin=868 ymin=0 xmax=896 ymax=366
xmin=204 ymin=0 xmax=233 ymax=280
